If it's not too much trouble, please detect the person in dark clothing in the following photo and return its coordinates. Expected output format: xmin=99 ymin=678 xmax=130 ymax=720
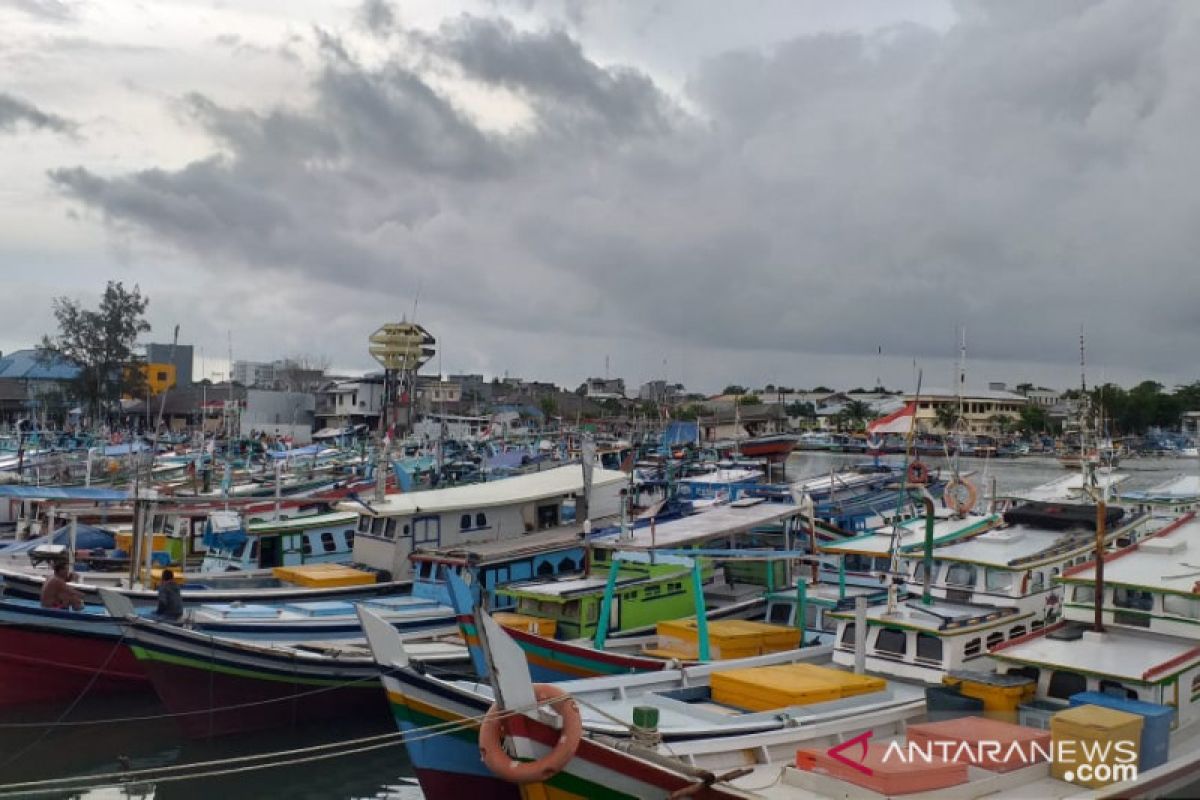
xmin=155 ymin=569 xmax=184 ymax=621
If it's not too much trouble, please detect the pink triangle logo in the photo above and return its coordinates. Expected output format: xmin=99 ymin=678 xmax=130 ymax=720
xmin=827 ymin=730 xmax=874 ymax=776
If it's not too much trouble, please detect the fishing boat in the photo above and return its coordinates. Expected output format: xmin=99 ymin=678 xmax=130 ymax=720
xmin=734 ymin=433 xmax=799 ymax=463
xmin=98 ymin=590 xmax=465 ymax=738
xmin=827 ymin=502 xmax=1152 ymax=684
xmin=359 ymin=606 xmax=925 ymax=800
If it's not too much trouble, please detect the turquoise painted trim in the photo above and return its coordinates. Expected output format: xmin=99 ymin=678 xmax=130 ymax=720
xmin=692 ymin=559 xmax=709 ymax=661
xmin=593 ymin=558 xmax=621 ymax=651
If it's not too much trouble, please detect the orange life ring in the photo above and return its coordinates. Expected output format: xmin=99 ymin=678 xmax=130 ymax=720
xmin=943 ymin=478 xmax=978 ymax=515
xmin=479 ymin=683 xmax=581 ymax=784
xmin=906 ymin=461 xmax=929 ymax=485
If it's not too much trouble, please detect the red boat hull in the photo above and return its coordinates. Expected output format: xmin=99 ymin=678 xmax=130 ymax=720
xmin=414 ymin=768 xmax=520 ymax=800
xmin=737 ymin=439 xmax=797 ymax=463
xmin=140 ymin=658 xmax=390 ymax=739
xmin=0 ymin=627 xmax=147 ymax=707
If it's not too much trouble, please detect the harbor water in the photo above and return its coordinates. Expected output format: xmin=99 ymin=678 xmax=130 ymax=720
xmin=3 ymin=452 xmax=1197 ymax=799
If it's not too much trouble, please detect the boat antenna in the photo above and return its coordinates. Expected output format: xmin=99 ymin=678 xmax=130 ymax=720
xmin=887 ymin=368 xmax=922 ymax=576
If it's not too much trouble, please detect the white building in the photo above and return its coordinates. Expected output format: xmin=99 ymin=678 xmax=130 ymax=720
xmin=239 ymin=389 xmax=316 ymax=444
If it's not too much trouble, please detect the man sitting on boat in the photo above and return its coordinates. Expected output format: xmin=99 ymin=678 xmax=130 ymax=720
xmin=40 ymin=562 xmax=84 ymax=611
xmin=155 ymin=569 xmax=184 ymax=621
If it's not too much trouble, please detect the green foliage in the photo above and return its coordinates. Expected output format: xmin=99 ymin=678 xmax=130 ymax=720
xmin=676 ymin=403 xmax=704 ymax=421
xmin=737 ymin=394 xmax=762 ymax=406
xmin=933 ymin=404 xmax=958 ymax=432
xmin=538 ymin=395 xmax=559 ymax=420
xmin=785 ymin=401 xmax=817 ymax=419
xmin=722 ymin=385 xmax=747 ymax=395
xmin=841 ymin=400 xmax=877 ymax=431
xmin=39 ymin=281 xmax=151 ymax=421
xmin=1018 ymin=405 xmax=1051 ymax=434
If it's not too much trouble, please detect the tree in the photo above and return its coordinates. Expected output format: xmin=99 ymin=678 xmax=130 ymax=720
xmin=722 ymin=385 xmax=747 ymax=396
xmin=737 ymin=394 xmax=762 ymax=406
xmin=811 ymin=386 xmax=833 ymax=393
xmin=988 ymin=414 xmax=1014 ymax=436
xmin=1018 ymin=405 xmax=1050 ymax=434
xmin=934 ymin=404 xmax=958 ymax=433
xmin=676 ymin=403 xmax=703 ymax=421
xmin=39 ymin=281 xmax=151 ymax=423
xmin=785 ymin=401 xmax=817 ymax=419
xmin=843 ymin=399 xmax=877 ymax=431
xmin=539 ymin=395 xmax=559 ymax=422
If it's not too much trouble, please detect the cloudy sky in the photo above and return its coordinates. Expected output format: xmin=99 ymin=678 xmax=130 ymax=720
xmin=2 ymin=0 xmax=1197 ymax=394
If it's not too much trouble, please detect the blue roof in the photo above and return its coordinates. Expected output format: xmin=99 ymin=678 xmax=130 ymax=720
xmin=0 ymin=349 xmax=80 ymax=381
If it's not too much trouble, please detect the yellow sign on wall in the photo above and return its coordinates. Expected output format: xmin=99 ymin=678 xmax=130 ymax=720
xmin=142 ymin=362 xmax=177 ymax=395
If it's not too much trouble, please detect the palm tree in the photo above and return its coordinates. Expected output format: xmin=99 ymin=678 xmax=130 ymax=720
xmin=843 ymin=400 xmax=877 ymax=432
xmin=934 ymin=404 xmax=958 ymax=433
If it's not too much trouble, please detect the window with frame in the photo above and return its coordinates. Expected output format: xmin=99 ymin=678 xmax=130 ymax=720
xmin=370 ymin=517 xmax=385 ymax=536
xmin=1165 ymin=594 xmax=1200 ymax=619
xmin=384 ymin=519 xmax=397 ymax=540
xmin=320 ymin=531 xmax=337 ymax=552
xmin=945 ymin=563 xmax=977 ymax=588
xmin=840 ymin=623 xmax=856 ymax=646
xmin=1113 ymin=587 xmax=1155 ymax=611
xmin=475 ymin=512 xmax=487 ymax=528
xmin=460 ymin=514 xmax=472 ymax=530
xmin=915 ymin=633 xmax=943 ymax=662
xmin=875 ymin=627 xmax=907 ymax=656
xmin=986 ymin=631 xmax=1005 ymax=649
xmin=1072 ymin=585 xmax=1096 ymax=603
xmin=302 ymin=536 xmax=312 ymax=556
xmin=1009 ymin=625 xmax=1026 ymax=638
xmin=1029 ymin=571 xmax=1046 ymax=592
xmin=964 ymin=638 xmax=982 ymax=656
xmin=985 ymin=569 xmax=1013 ymax=592
xmin=345 ymin=530 xmax=354 ymax=547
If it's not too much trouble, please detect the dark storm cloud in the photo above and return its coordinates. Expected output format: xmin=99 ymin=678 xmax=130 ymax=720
xmin=47 ymin=1 xmax=1200 ymax=386
xmin=356 ymin=0 xmax=397 ymax=37
xmin=0 ymin=92 xmax=74 ymax=133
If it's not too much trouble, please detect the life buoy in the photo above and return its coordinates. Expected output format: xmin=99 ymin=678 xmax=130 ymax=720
xmin=479 ymin=683 xmax=582 ymax=784
xmin=906 ymin=461 xmax=930 ymax=485
xmin=943 ymin=478 xmax=978 ymax=515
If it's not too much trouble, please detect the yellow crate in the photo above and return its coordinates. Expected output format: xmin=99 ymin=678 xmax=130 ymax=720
xmin=116 ymin=532 xmax=169 ymax=553
xmin=656 ymin=619 xmax=801 ymax=660
xmin=493 ymin=612 xmax=557 ymax=638
xmin=271 ymin=564 xmax=377 ymax=588
xmin=711 ymin=663 xmax=885 ymax=711
xmin=943 ymin=674 xmax=1036 ymax=713
xmin=1051 ymin=705 xmax=1143 ymax=788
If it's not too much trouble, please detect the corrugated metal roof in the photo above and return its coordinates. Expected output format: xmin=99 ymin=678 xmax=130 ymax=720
xmin=0 ymin=349 xmax=80 ymax=381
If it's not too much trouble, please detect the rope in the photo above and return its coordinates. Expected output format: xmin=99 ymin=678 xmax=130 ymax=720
xmin=0 ymin=691 xmax=569 ymax=797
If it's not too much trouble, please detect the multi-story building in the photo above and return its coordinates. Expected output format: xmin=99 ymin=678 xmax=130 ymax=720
xmin=580 ymin=377 xmax=626 ymax=400
xmin=146 ymin=343 xmax=193 ymax=386
xmin=908 ymin=385 xmax=1027 ymax=434
xmin=232 ymin=360 xmax=276 ymax=388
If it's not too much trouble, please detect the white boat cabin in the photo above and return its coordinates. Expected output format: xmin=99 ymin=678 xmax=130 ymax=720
xmin=199 ymin=511 xmax=359 ymax=573
xmin=344 ymin=465 xmax=627 ymax=580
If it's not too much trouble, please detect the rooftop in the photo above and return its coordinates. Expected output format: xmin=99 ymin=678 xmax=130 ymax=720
xmin=905 ymin=387 xmax=1026 ymax=402
xmin=0 ymin=349 xmax=79 ymax=381
xmin=821 ymin=513 xmax=999 ymax=557
xmin=991 ymin=625 xmax=1200 ymax=684
xmin=590 ymin=500 xmax=799 ymax=551
xmin=1058 ymin=515 xmax=1200 ymax=594
xmin=341 ymin=464 xmax=627 ymax=517
xmin=914 ymin=523 xmax=1100 ymax=569
xmin=830 ymin=597 xmax=1029 ymax=633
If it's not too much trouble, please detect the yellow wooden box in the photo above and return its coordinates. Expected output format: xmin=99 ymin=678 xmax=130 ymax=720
xmin=493 ymin=612 xmax=557 ymax=638
xmin=116 ymin=532 xmax=169 ymax=553
xmin=711 ymin=663 xmax=885 ymax=711
xmin=943 ymin=674 xmax=1036 ymax=713
xmin=1051 ymin=704 xmax=1143 ymax=788
xmin=271 ymin=564 xmax=377 ymax=588
xmin=656 ymin=619 xmax=802 ymax=660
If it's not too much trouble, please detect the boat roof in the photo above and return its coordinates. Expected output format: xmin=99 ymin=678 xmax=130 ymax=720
xmin=1121 ymin=474 xmax=1200 ymax=502
xmin=991 ymin=625 xmax=1200 ymax=684
xmin=502 ymin=574 xmax=616 ymax=599
xmin=1007 ymin=472 xmax=1128 ymax=503
xmin=829 ymin=597 xmax=1029 ymax=633
xmin=820 ymin=513 xmax=998 ymax=557
xmin=913 ymin=522 xmax=1102 ymax=569
xmin=246 ymin=511 xmax=359 ymax=533
xmin=679 ymin=468 xmax=762 ymax=485
xmin=340 ymin=465 xmax=627 ymax=517
xmin=790 ymin=471 xmax=884 ymax=494
xmin=1057 ymin=515 xmax=1200 ymax=594
xmin=0 ymin=486 xmax=129 ymax=502
xmin=410 ymin=522 xmax=590 ymax=565
xmin=590 ymin=500 xmax=799 ymax=552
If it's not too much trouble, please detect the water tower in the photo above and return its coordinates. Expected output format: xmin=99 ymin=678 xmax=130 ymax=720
xmin=368 ymin=321 xmax=435 ymax=436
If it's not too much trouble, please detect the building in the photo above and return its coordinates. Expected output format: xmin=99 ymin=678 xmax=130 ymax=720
xmin=145 ymin=343 xmax=193 ymax=386
xmin=1020 ymin=387 xmax=1061 ymax=408
xmin=579 ymin=377 xmax=626 ymax=400
xmin=0 ymin=349 xmax=80 ymax=424
xmin=416 ymin=377 xmax=462 ymax=406
xmin=638 ymin=380 xmax=685 ymax=404
xmin=139 ymin=363 xmax=177 ymax=395
xmin=232 ymin=360 xmax=276 ymax=388
xmin=908 ymin=386 xmax=1027 ymax=434
xmin=315 ymin=376 xmax=386 ymax=429
xmin=240 ymin=389 xmax=316 ymax=444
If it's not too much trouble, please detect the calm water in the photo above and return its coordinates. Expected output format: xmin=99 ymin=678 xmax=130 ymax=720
xmin=2 ymin=452 xmax=1194 ymax=799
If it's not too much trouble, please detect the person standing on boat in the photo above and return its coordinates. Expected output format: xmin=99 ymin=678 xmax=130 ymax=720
xmin=41 ymin=562 xmax=84 ymax=611
xmin=155 ymin=569 xmax=184 ymax=621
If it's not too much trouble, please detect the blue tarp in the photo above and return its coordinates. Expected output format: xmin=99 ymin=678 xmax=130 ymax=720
xmin=266 ymin=445 xmax=322 ymax=460
xmin=201 ymin=519 xmax=247 ymax=552
xmin=0 ymin=486 xmax=129 ymax=501
xmin=662 ymin=421 xmax=699 ymax=449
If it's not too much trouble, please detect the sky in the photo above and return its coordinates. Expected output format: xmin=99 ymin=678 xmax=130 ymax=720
xmin=2 ymin=0 xmax=1198 ymax=395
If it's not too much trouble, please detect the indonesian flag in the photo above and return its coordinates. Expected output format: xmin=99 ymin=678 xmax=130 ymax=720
xmin=868 ymin=402 xmax=916 ymax=435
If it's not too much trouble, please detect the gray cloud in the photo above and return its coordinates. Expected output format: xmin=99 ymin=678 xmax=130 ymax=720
xmin=0 ymin=92 xmax=74 ymax=134
xmin=356 ymin=0 xmax=397 ymax=37
xmin=3 ymin=0 xmax=77 ymax=22
xmin=45 ymin=2 xmax=1200 ymax=390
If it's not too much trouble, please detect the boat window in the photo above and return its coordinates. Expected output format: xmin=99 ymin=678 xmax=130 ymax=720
xmin=945 ymin=563 xmax=977 ymax=588
xmin=1010 ymin=625 xmax=1026 ymax=639
xmin=585 ymin=601 xmax=599 ymax=623
xmin=475 ymin=513 xmax=487 ymax=528
xmin=403 ymin=524 xmax=410 ymax=537
xmin=986 ymin=631 xmax=1005 ymax=649
xmin=384 ymin=519 xmax=397 ymax=540
xmin=1113 ymin=587 xmax=1155 ymax=611
xmin=1031 ymin=619 xmax=1044 ymax=631
xmin=321 ymin=531 xmax=337 ymax=553
xmin=370 ymin=517 xmax=385 ymax=536
xmin=845 ymin=554 xmax=872 ymax=572
xmin=667 ymin=582 xmax=682 ymax=592
xmin=1164 ymin=594 xmax=1200 ymax=619
xmin=345 ymin=530 xmax=354 ymax=548
xmin=985 ymin=569 xmax=1013 ymax=592
xmin=562 ymin=600 xmax=581 ymax=620
xmin=357 ymin=516 xmax=370 ymax=533
xmin=645 ymin=585 xmax=661 ymax=597
xmin=249 ymin=539 xmax=259 ymax=563
xmin=964 ymin=638 xmax=982 ymax=656
xmin=1192 ymin=674 xmax=1200 ymax=700
xmin=872 ymin=557 xmax=890 ymax=572
xmin=1048 ymin=670 xmax=1087 ymax=700
xmin=915 ymin=633 xmax=943 ymax=663
xmin=1099 ymin=679 xmax=1139 ymax=701
xmin=840 ymin=623 xmax=856 ymax=646
xmin=302 ymin=536 xmax=312 ymax=556
xmin=912 ymin=560 xmax=941 ymax=582
xmin=767 ymin=603 xmax=791 ymax=625
xmin=1072 ymin=585 xmax=1095 ymax=603
xmin=1029 ymin=572 xmax=1046 ymax=592
xmin=875 ymin=628 xmax=907 ymax=656
xmin=460 ymin=514 xmax=472 ymax=530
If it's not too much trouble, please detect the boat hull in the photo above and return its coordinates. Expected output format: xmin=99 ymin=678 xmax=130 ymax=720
xmin=0 ymin=624 xmax=146 ymax=706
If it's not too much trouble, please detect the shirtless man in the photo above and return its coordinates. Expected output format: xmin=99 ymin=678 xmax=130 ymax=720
xmin=40 ymin=562 xmax=84 ymax=611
